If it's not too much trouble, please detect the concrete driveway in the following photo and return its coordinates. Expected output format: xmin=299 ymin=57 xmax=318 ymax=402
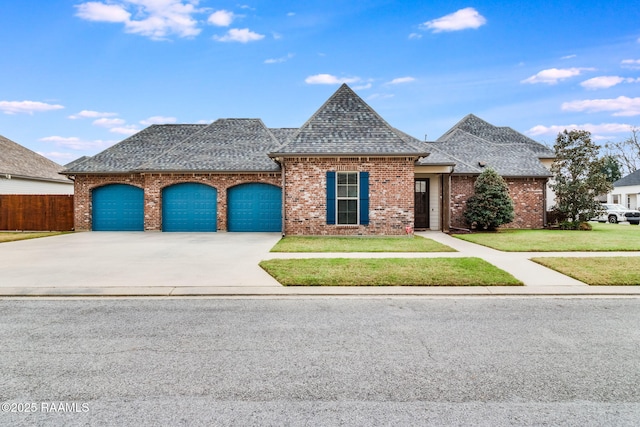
xmin=0 ymin=232 xmax=283 ymax=294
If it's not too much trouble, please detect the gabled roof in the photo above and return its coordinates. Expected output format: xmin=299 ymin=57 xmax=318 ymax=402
xmin=0 ymin=134 xmax=71 ymax=183
xmin=271 ymin=84 xmax=427 ymax=157
xmin=63 ymin=124 xmax=206 ymax=173
xmin=138 ymin=119 xmax=280 ymax=172
xmin=417 ymin=115 xmax=553 ymax=177
xmin=439 ymin=114 xmax=554 ymax=158
xmin=614 ymin=169 xmax=640 ymax=187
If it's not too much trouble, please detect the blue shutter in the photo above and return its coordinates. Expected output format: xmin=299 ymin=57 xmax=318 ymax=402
xmin=326 ymin=171 xmax=336 ymax=225
xmin=359 ymin=171 xmax=369 ymax=225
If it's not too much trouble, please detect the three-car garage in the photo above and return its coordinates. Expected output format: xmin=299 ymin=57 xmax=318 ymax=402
xmin=91 ymin=182 xmax=281 ymax=232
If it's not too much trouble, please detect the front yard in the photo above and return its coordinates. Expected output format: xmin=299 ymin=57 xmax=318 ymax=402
xmin=0 ymin=232 xmax=69 ymax=243
xmin=270 ymin=235 xmax=455 ymax=252
xmin=532 ymin=257 xmax=640 ymax=286
xmin=454 ymin=222 xmax=640 ymax=252
xmin=260 ymin=258 xmax=522 ymax=286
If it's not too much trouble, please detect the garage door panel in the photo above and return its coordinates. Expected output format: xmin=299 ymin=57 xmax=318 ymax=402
xmin=228 ymin=183 xmax=281 ymax=232
xmin=92 ymin=184 xmax=144 ymax=231
xmin=162 ymin=183 xmax=217 ymax=232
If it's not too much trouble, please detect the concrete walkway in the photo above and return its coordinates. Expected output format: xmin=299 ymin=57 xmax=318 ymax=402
xmin=1 ymin=231 xmax=639 ymax=297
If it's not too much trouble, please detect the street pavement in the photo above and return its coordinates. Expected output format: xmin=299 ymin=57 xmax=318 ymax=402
xmin=1 ymin=298 xmax=639 ymax=426
xmin=0 ymin=231 xmax=639 ymax=296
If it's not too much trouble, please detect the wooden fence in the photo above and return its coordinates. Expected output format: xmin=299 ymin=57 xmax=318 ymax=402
xmin=0 ymin=195 xmax=74 ymax=231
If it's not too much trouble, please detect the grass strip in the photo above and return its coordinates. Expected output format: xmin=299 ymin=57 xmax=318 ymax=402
xmin=532 ymin=257 xmax=640 ymax=286
xmin=260 ymin=257 xmax=522 ymax=286
xmin=454 ymin=223 xmax=640 ymax=252
xmin=0 ymin=232 xmax=69 ymax=243
xmin=270 ymin=235 xmax=455 ymax=253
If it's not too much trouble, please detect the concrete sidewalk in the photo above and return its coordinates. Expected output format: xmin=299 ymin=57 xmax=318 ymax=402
xmin=1 ymin=231 xmax=639 ymax=297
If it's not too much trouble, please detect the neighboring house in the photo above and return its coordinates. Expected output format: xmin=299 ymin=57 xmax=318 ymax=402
xmin=0 ymin=135 xmax=73 ymax=194
xmin=608 ymin=170 xmax=640 ymax=210
xmin=62 ymin=84 xmax=554 ymax=234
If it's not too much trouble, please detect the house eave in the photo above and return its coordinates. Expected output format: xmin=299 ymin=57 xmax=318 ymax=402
xmin=1 ymin=172 xmax=73 ymax=184
xmin=268 ymin=152 xmax=429 ymax=159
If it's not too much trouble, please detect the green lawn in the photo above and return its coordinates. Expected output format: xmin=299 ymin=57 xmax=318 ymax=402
xmin=532 ymin=257 xmax=640 ymax=285
xmin=259 ymin=258 xmax=522 ymax=286
xmin=0 ymin=231 xmax=69 ymax=243
xmin=454 ymin=222 xmax=640 ymax=252
xmin=270 ymin=235 xmax=455 ymax=253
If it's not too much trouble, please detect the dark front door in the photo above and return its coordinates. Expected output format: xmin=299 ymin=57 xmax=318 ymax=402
xmin=414 ymin=178 xmax=430 ymax=229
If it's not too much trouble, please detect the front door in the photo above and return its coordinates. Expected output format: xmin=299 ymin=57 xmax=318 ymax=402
xmin=414 ymin=179 xmax=430 ymax=229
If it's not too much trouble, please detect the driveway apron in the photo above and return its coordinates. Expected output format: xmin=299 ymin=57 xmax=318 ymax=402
xmin=0 ymin=232 xmax=283 ymax=290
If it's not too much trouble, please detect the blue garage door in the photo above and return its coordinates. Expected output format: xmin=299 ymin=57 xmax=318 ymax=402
xmin=162 ymin=183 xmax=217 ymax=232
xmin=228 ymin=183 xmax=281 ymax=232
xmin=92 ymin=184 xmax=144 ymax=231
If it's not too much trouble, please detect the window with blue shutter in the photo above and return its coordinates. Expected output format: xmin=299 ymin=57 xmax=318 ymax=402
xmin=326 ymin=171 xmax=336 ymax=224
xmin=327 ymin=171 xmax=369 ymax=226
xmin=359 ymin=171 xmax=369 ymax=225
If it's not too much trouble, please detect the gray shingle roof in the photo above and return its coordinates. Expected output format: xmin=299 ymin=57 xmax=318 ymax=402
xmin=439 ymin=114 xmax=555 ymax=157
xmin=419 ymin=115 xmax=553 ymax=177
xmin=614 ymin=169 xmax=640 ymax=187
xmin=0 ymin=134 xmax=71 ymax=183
xmin=64 ymin=124 xmax=206 ymax=173
xmin=61 ymin=87 xmax=551 ymax=178
xmin=271 ymin=84 xmax=427 ymax=156
xmin=269 ymin=128 xmax=298 ymax=145
xmin=138 ymin=119 xmax=281 ymax=172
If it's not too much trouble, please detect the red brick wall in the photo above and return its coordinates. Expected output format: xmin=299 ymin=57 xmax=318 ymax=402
xmin=450 ymin=175 xmax=547 ymax=229
xmin=73 ymin=173 xmax=280 ymax=231
xmin=282 ymin=157 xmax=415 ymax=235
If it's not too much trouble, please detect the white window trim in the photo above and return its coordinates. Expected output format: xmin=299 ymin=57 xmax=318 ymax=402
xmin=336 ymin=171 xmax=360 ymax=225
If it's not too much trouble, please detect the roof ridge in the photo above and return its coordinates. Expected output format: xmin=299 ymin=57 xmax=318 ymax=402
xmin=271 ymin=84 xmax=427 ymax=156
xmin=136 ymin=121 xmax=221 ymax=171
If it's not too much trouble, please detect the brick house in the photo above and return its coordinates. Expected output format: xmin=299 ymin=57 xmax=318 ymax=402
xmin=62 ymin=84 xmax=554 ymax=234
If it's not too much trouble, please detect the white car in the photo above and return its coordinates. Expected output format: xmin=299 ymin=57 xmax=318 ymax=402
xmin=592 ymin=204 xmax=640 ymax=224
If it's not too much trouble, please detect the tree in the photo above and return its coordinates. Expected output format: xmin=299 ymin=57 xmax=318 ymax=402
xmin=601 ymin=154 xmax=622 ymax=184
xmin=604 ymin=127 xmax=640 ymax=175
xmin=550 ymin=130 xmax=612 ymax=227
xmin=464 ymin=167 xmax=514 ymax=231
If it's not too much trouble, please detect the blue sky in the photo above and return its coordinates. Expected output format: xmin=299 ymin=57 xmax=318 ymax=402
xmin=1 ymin=0 xmax=639 ymax=164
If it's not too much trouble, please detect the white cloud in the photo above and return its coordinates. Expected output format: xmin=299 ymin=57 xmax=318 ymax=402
xmin=38 ymin=151 xmax=78 ymax=163
xmin=75 ymin=0 xmax=202 ymax=40
xmin=110 ymin=126 xmax=139 ymax=135
xmin=264 ymin=53 xmax=294 ymax=64
xmin=527 ymin=123 xmax=634 ymax=137
xmin=39 ymin=136 xmax=114 ymax=150
xmin=208 ymin=10 xmax=234 ymax=27
xmin=0 ymin=100 xmax=64 ymax=115
xmin=304 ymin=74 xmax=361 ymax=85
xmin=621 ymin=59 xmax=640 ymax=69
xmin=521 ymin=67 xmax=594 ymax=85
xmin=92 ymin=117 xmax=126 ymax=127
xmin=213 ymin=28 xmax=264 ymax=43
xmin=561 ymin=54 xmax=577 ymax=60
xmin=287 ymin=12 xmax=295 ymax=17
xmin=580 ymin=76 xmax=639 ymax=90
xmin=562 ymin=96 xmax=640 ymax=117
xmin=140 ymin=115 xmax=177 ymax=125
xmin=387 ymin=77 xmax=416 ymax=85
xmin=68 ymin=110 xmax=118 ymax=119
xmin=75 ymin=2 xmax=130 ymax=23
xmin=353 ymin=83 xmax=372 ymax=90
xmin=420 ymin=7 xmax=486 ymax=33
xmin=408 ymin=33 xmax=422 ymax=40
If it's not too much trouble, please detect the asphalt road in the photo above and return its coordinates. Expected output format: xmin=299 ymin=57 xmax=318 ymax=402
xmin=1 ymin=297 xmax=639 ymax=426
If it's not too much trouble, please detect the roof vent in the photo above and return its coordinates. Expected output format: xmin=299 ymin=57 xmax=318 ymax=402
xmin=478 ymin=161 xmax=486 ymax=168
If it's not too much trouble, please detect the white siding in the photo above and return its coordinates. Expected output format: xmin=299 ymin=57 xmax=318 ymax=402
xmin=0 ymin=177 xmax=73 ymax=195
xmin=609 ymin=184 xmax=640 ymax=210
